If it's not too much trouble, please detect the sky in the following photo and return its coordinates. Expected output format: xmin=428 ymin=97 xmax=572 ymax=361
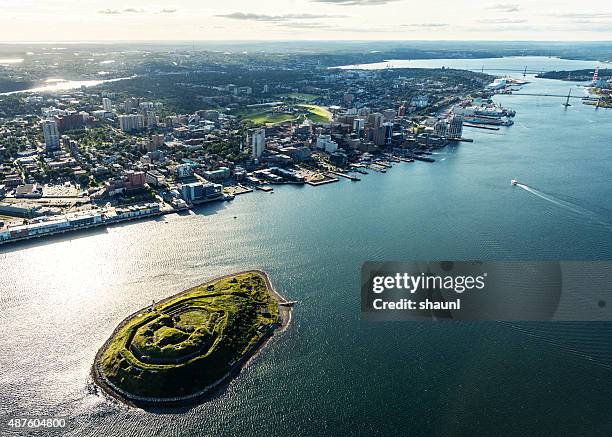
xmin=1 ymin=0 xmax=612 ymax=41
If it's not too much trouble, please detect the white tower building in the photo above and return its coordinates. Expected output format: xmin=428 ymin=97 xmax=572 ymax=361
xmin=41 ymin=119 xmax=60 ymax=150
xmin=252 ymin=129 xmax=266 ymax=158
xmin=102 ymin=97 xmax=112 ymax=112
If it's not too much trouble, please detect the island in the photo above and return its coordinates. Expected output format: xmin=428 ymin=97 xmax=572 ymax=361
xmin=92 ymin=270 xmax=293 ymax=405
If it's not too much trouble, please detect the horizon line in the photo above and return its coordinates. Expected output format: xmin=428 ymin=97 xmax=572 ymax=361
xmin=1 ymin=39 xmax=612 ymax=45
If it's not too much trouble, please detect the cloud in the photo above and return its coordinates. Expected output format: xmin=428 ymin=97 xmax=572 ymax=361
xmin=465 ymin=24 xmax=537 ymax=32
xmin=552 ymin=12 xmax=612 ymax=20
xmin=476 ymin=18 xmax=527 ymax=24
xmin=98 ymin=9 xmax=121 ymax=15
xmin=486 ymin=3 xmax=520 ymax=13
xmin=310 ymin=0 xmax=400 ymax=5
xmin=97 ymin=7 xmax=177 ymax=15
xmin=278 ymin=22 xmax=335 ymax=29
xmin=216 ymin=12 xmax=344 ymax=22
xmin=403 ymin=23 xmax=449 ymax=28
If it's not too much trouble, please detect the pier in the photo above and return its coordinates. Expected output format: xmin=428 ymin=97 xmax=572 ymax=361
xmin=463 ymin=123 xmax=500 ymax=131
xmin=330 ymin=171 xmax=360 ymax=181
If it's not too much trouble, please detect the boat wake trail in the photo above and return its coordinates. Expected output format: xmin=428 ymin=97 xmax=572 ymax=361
xmin=515 ymin=183 xmax=612 ymax=227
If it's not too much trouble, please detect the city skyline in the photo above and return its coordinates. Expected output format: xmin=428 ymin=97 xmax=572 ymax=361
xmin=1 ymin=0 xmax=612 ymax=41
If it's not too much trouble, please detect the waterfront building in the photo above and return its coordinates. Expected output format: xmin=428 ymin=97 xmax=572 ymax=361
xmin=202 ymin=167 xmax=230 ymax=181
xmin=280 ymin=146 xmax=311 ymax=162
xmin=330 ymin=151 xmax=348 ymax=167
xmin=434 ymin=120 xmax=448 ymax=137
xmin=41 ymin=119 xmax=60 ymax=150
xmin=448 ymin=115 xmax=464 ymax=139
xmin=252 ymin=129 xmax=266 ymax=158
xmin=180 ymin=182 xmax=223 ymax=203
xmin=270 ymin=167 xmax=305 ymax=183
xmin=0 ymin=202 xmax=39 ymax=218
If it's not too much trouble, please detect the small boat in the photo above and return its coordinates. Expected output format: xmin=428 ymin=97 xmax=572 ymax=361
xmin=511 ymin=179 xmax=518 ymax=186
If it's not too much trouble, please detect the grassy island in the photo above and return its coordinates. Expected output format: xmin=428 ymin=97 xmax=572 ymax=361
xmin=93 ymin=271 xmax=291 ymax=404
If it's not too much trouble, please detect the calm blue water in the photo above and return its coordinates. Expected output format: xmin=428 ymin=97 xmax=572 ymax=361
xmin=1 ymin=56 xmax=612 ymax=436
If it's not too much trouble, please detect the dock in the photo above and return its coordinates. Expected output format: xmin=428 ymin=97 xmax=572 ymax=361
xmin=463 ymin=123 xmax=500 ymax=131
xmin=255 ymin=185 xmax=274 ymax=192
xmin=330 ymin=171 xmax=360 ymax=181
xmin=224 ymin=185 xmax=253 ymax=196
xmin=306 ymin=177 xmax=339 ymax=186
xmin=368 ymin=164 xmax=387 ymax=173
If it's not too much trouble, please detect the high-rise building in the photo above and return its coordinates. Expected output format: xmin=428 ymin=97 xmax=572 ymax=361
xmin=146 ymin=112 xmax=158 ymax=128
xmin=252 ymin=129 xmax=266 ymax=158
xmin=118 ymin=114 xmax=145 ymax=132
xmin=316 ymin=135 xmax=339 ymax=153
xmin=147 ymin=134 xmax=165 ymax=151
xmin=353 ymin=118 xmax=365 ymax=135
xmin=368 ymin=112 xmax=383 ymax=129
xmin=433 ymin=120 xmax=448 ymax=137
xmin=102 ymin=97 xmax=112 ymax=112
xmin=447 ymin=115 xmax=463 ymax=139
xmin=383 ymin=109 xmax=396 ymax=121
xmin=54 ymin=112 xmax=84 ymax=132
xmin=41 ymin=120 xmax=60 ymax=150
xmin=374 ymin=122 xmax=393 ymax=146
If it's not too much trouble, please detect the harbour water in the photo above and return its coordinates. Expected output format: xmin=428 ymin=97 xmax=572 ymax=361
xmin=1 ymin=57 xmax=612 ymax=436
xmin=0 ymin=76 xmax=136 ymax=95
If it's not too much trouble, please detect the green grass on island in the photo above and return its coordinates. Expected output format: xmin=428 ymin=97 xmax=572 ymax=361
xmin=97 ymin=271 xmax=281 ymax=400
